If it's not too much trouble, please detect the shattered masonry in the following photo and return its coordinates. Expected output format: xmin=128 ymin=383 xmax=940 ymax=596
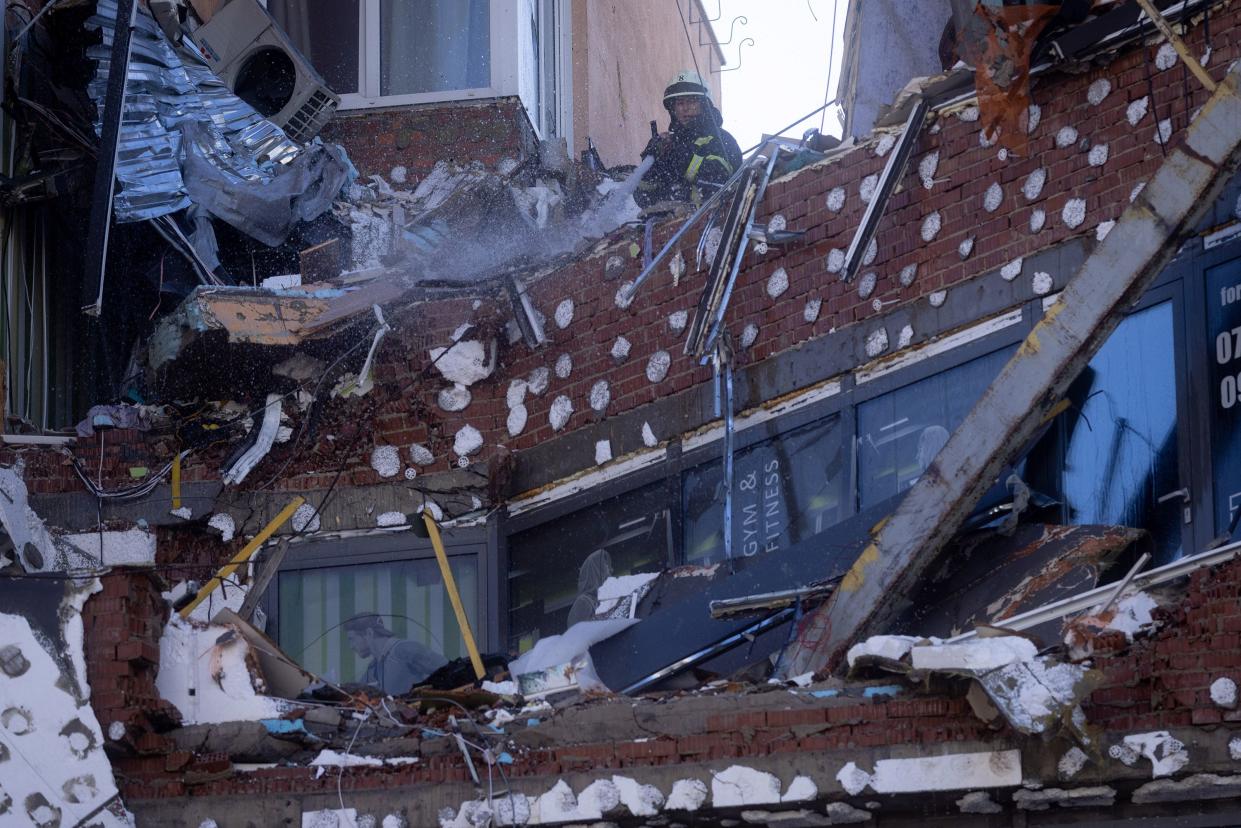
xmin=4 ymin=0 xmax=1241 ymax=825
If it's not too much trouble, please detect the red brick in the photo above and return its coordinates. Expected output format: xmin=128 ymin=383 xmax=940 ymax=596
xmin=765 ymin=707 xmax=827 ymax=728
xmin=705 ymin=710 xmax=768 ymax=732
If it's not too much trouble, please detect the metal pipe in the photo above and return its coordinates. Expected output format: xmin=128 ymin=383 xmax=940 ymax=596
xmin=620 ymin=608 xmax=795 ymax=695
xmin=621 ymin=156 xmax=759 ymax=304
xmin=697 ymin=147 xmax=781 ymax=358
xmin=723 ymin=351 xmax=735 ymax=562
xmin=82 ymin=0 xmax=139 ymax=317
xmin=947 ymin=540 xmax=1241 ymax=644
xmin=710 ymin=583 xmax=838 ymax=619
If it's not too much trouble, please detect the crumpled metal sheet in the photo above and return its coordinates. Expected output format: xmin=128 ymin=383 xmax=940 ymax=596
xmin=87 ymin=0 xmax=304 ymax=222
xmin=890 ymin=523 xmax=1140 ymax=641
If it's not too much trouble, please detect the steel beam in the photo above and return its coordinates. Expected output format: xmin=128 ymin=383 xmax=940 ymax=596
xmin=782 ymin=60 xmax=1241 ymax=676
xmin=82 ymin=0 xmax=137 ymax=317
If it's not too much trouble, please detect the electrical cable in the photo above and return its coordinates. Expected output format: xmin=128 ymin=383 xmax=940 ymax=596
xmin=820 ymin=0 xmax=841 ymax=134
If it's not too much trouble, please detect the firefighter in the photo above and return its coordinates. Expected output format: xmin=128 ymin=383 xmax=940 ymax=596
xmin=636 ymin=71 xmax=743 ymax=208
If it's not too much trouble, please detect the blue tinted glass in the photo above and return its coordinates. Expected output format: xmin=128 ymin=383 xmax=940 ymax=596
xmin=857 ymin=347 xmax=1013 ymax=509
xmin=682 ymin=415 xmax=847 ymax=565
xmin=1205 ymin=259 xmax=1241 ymax=540
xmin=1058 ymin=301 xmax=1181 ymax=562
xmin=507 ymin=482 xmax=671 ymax=652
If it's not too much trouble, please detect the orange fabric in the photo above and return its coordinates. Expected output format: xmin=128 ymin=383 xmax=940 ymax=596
xmin=955 ymin=1 xmax=1126 ymax=153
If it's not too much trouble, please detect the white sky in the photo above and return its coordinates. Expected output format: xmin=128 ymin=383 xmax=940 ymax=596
xmin=710 ymin=0 xmax=850 ymax=151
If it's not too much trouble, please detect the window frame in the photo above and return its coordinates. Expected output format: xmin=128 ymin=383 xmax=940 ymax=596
xmin=313 ymin=0 xmax=571 ymax=143
xmin=499 ymin=305 xmax=1038 ymax=646
xmin=260 ymin=525 xmax=495 ymax=664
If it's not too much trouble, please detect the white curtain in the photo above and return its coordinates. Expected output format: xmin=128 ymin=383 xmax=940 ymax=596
xmin=267 ymin=0 xmax=360 ymax=94
xmin=381 ymin=0 xmax=491 ymax=95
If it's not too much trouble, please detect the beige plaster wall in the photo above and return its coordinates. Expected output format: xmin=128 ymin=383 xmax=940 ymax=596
xmin=571 ymin=0 xmax=724 ymax=168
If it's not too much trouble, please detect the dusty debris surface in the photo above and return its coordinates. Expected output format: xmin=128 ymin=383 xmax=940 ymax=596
xmin=4 ymin=0 xmax=1241 ymax=825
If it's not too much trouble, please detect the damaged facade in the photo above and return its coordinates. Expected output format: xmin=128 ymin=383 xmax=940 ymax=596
xmin=5 ymin=0 xmax=1241 ymax=825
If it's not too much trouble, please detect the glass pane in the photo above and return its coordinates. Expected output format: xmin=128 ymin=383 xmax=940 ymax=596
xmin=857 ymin=347 xmax=1013 ymax=509
xmin=267 ymin=0 xmax=360 ymax=95
xmin=1054 ymin=302 xmax=1182 ymax=562
xmin=1206 ymin=260 xmax=1241 ymax=540
xmin=380 ymin=0 xmax=491 ymax=95
xmin=277 ymin=556 xmax=477 ymax=693
xmin=507 ymin=482 xmax=671 ymax=652
xmin=682 ymin=415 xmax=847 ymax=565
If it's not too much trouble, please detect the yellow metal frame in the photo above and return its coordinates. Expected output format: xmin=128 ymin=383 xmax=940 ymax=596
xmin=178 ymin=496 xmax=306 ymax=620
xmin=423 ymin=512 xmax=486 ymax=680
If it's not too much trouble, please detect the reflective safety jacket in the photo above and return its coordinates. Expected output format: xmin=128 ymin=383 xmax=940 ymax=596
xmin=636 ymin=108 xmax=743 ymax=208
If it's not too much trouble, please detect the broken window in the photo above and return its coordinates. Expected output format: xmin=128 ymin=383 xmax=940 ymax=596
xmin=682 ymin=415 xmax=848 ymax=564
xmin=507 ymin=481 xmax=672 ymax=652
xmin=273 ymin=554 xmax=479 ymax=687
xmin=857 ymin=347 xmax=1014 ymax=509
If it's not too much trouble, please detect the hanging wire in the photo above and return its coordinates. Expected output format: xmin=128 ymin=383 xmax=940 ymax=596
xmin=820 ymin=0 xmax=842 ymax=133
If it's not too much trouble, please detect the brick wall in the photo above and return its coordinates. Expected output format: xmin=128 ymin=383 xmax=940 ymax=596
xmin=94 ymin=554 xmax=1241 ymax=803
xmin=84 ymin=571 xmax=185 ymax=795
xmin=320 ymin=97 xmax=539 ymax=179
xmin=1085 ymin=561 xmax=1241 ymax=731
xmin=13 ymin=5 xmax=1241 ymax=504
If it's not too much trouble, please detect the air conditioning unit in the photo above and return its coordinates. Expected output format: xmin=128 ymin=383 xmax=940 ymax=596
xmin=188 ymin=0 xmax=339 ymax=144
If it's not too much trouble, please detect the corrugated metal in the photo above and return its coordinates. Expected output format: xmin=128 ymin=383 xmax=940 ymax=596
xmin=87 ymin=0 xmax=304 ymax=222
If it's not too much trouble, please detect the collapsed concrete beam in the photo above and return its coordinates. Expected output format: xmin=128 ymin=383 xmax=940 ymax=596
xmin=783 ymin=60 xmax=1241 ymax=676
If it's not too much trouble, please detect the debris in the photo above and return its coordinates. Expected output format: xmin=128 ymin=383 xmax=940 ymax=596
xmin=711 ymin=766 xmax=782 ymax=807
xmin=1118 ymin=731 xmax=1189 ymax=778
xmin=837 ymin=762 xmax=873 ymax=796
xmin=1058 ymin=747 xmax=1088 ymax=779
xmin=429 ymin=340 xmax=494 ymax=387
xmin=0 ymin=580 xmax=130 ymax=826
xmin=1013 ymin=786 xmax=1115 ymax=810
xmin=222 ymin=395 xmax=283 ymax=485
xmin=666 ymin=779 xmax=709 ymax=811
xmin=956 ymin=791 xmax=1002 ymax=814
xmin=1132 ymin=773 xmax=1241 ymax=804
xmin=909 ymin=636 xmax=1037 ymax=671
xmin=869 ymin=750 xmax=1021 ymax=793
